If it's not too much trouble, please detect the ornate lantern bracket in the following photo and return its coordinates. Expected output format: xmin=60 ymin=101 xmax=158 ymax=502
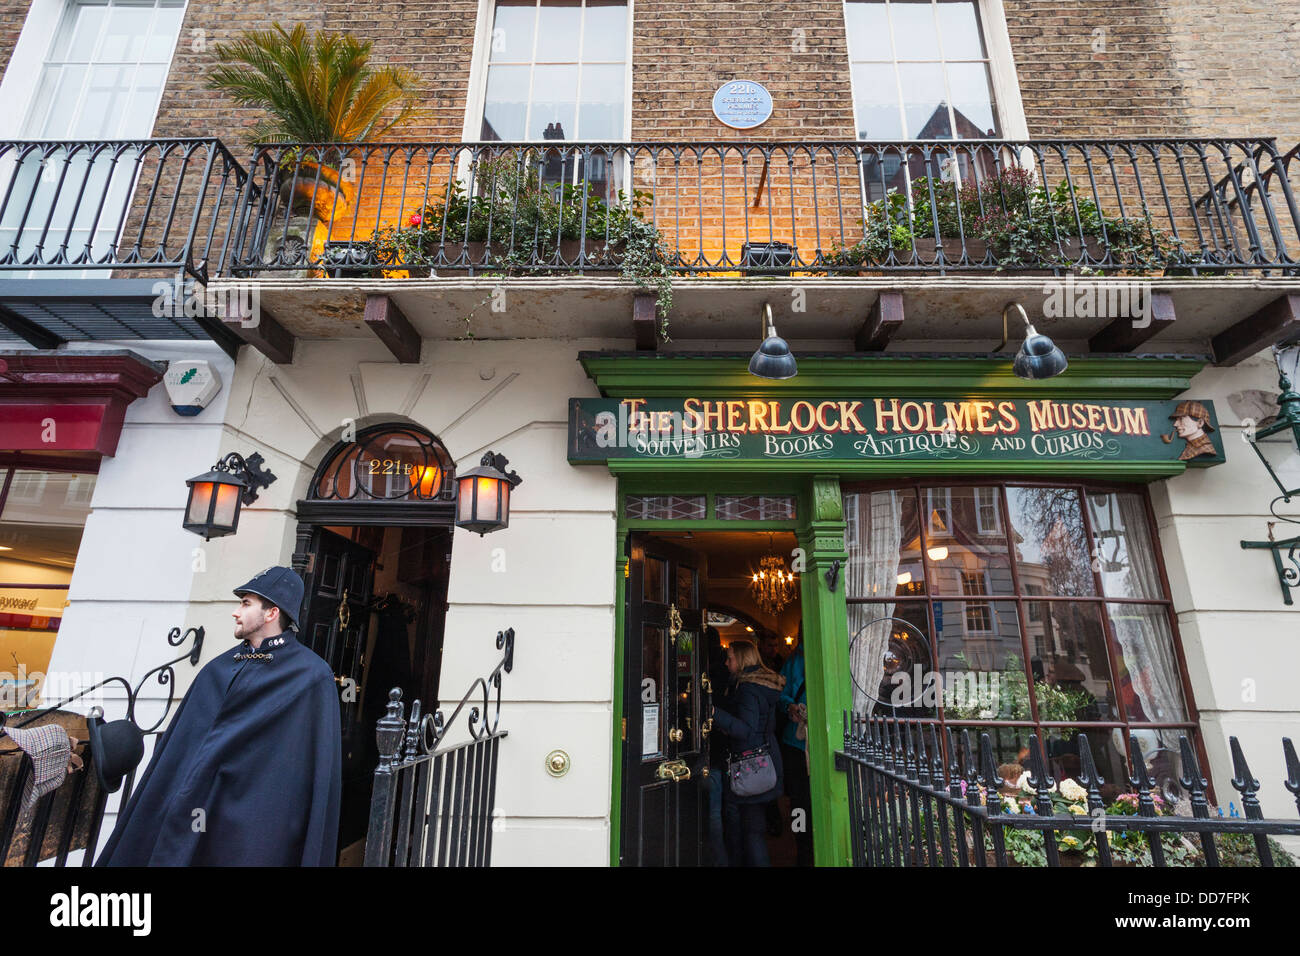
xmin=1241 ymin=522 xmax=1300 ymax=606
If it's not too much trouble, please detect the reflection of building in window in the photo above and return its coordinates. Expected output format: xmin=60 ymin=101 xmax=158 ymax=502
xmin=961 ymin=570 xmax=993 ymax=632
xmin=975 ymin=486 xmax=1000 ymax=535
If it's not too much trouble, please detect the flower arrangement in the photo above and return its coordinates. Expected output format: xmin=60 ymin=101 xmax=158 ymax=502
xmin=366 ymin=153 xmax=676 ymax=337
xmin=826 ymin=166 xmax=1182 ymax=273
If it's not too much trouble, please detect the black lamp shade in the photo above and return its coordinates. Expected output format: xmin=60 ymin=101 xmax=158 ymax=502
xmin=456 ymin=465 xmax=511 ymax=536
xmin=183 ymin=468 xmax=246 ymax=539
xmin=1013 ymin=326 xmax=1069 ymax=380
xmin=748 ymin=334 xmax=798 ymax=380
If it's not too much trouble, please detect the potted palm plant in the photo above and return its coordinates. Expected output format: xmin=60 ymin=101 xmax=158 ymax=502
xmin=207 ymin=23 xmax=420 ymax=271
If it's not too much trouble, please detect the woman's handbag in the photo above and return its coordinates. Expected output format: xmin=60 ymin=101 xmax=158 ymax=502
xmin=727 ymin=746 xmax=778 ymax=798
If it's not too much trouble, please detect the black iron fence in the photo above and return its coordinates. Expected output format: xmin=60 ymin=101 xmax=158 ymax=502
xmin=0 ymin=139 xmax=249 ymax=282
xmin=221 ymin=138 xmax=1300 ymax=277
xmin=0 ymin=626 xmax=203 ymax=867
xmin=836 ymin=713 xmax=1300 ymax=868
xmin=364 ymin=627 xmax=514 ymax=867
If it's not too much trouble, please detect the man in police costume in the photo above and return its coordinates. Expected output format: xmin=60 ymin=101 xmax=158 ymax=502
xmin=98 ymin=567 xmax=342 ymax=866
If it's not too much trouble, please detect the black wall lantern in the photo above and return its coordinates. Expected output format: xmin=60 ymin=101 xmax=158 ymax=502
xmin=456 ymin=451 xmax=523 ymax=536
xmin=183 ymin=452 xmax=277 ymax=540
xmin=1240 ymin=346 xmax=1300 ymax=603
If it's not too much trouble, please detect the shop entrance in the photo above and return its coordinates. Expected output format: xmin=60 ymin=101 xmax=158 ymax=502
xmin=294 ymin=423 xmax=458 ymax=865
xmin=623 ymin=530 xmax=809 ymax=867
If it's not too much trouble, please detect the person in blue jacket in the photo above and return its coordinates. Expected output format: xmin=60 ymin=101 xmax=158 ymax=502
xmin=778 ymin=631 xmax=813 ymax=866
xmin=710 ymin=638 xmax=784 ymax=867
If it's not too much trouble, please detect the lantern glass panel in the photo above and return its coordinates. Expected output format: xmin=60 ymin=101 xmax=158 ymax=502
xmin=457 ymin=475 xmax=475 ymax=522
xmin=500 ymin=480 xmax=510 ymax=524
xmin=477 ymin=476 xmax=500 ymax=522
xmin=187 ymin=481 xmax=214 ymax=525
xmin=1253 ymin=427 xmax=1300 ymax=497
xmin=212 ymin=481 xmax=241 ymax=527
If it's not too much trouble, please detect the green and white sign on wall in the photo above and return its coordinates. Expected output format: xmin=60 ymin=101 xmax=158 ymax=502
xmin=568 ymin=396 xmax=1225 ymax=470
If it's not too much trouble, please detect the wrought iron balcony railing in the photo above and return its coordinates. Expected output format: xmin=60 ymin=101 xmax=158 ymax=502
xmin=0 ymin=139 xmax=249 ymax=283
xmin=2 ymin=138 xmax=1299 ymax=282
xmin=222 ymin=138 xmax=1300 ymax=278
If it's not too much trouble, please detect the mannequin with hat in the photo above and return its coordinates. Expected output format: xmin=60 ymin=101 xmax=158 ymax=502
xmin=96 ymin=567 xmax=342 ymax=866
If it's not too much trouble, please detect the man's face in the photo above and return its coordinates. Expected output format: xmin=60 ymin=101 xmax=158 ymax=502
xmin=1174 ymin=414 xmax=1204 ymax=440
xmin=233 ymin=594 xmax=274 ymax=640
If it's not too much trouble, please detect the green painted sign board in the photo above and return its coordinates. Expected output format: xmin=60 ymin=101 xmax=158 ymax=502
xmin=568 ymin=396 xmax=1225 ymax=468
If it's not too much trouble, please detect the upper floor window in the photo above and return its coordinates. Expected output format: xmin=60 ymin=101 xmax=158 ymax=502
xmin=480 ymin=0 xmax=629 ymax=142
xmin=845 ymin=0 xmax=1001 ymax=141
xmin=23 ymin=0 xmax=186 ymax=139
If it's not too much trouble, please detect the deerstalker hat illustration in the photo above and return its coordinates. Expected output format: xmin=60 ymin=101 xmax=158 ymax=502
xmin=233 ymin=565 xmax=305 ymax=630
xmin=1168 ymin=400 xmax=1215 ymax=432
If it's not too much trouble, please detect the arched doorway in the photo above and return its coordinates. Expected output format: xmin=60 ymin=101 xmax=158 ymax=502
xmin=291 ymin=423 xmax=457 ymax=865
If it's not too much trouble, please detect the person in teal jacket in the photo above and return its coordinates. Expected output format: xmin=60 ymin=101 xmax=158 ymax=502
xmin=778 ymin=632 xmax=813 ymax=866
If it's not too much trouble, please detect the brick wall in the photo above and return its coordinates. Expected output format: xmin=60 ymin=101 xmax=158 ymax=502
xmin=0 ymin=0 xmax=27 ymax=82
xmin=1166 ymin=0 xmax=1300 ymax=148
xmin=1004 ymin=0 xmax=1195 ymax=138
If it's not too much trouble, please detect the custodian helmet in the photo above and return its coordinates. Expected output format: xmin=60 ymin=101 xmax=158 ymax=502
xmin=233 ymin=565 xmax=305 ymax=630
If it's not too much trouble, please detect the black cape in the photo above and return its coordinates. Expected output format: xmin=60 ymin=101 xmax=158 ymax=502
xmin=97 ymin=630 xmax=342 ymax=866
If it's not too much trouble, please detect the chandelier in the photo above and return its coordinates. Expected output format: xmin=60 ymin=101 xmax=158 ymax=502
xmin=750 ymin=553 xmax=796 ymax=615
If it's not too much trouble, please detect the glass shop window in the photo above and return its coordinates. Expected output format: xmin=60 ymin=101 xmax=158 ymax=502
xmin=0 ymin=467 xmax=98 ymax=711
xmin=844 ymin=480 xmax=1196 ymax=800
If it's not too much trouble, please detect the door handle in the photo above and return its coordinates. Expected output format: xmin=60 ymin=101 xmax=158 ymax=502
xmin=655 ymin=759 xmax=690 ymax=782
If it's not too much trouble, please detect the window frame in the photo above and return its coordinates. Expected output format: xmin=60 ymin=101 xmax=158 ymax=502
xmin=842 ymin=476 xmax=1208 ymax=797
xmin=462 ymin=0 xmax=636 ymax=145
xmin=841 ymin=0 xmax=1029 ymax=143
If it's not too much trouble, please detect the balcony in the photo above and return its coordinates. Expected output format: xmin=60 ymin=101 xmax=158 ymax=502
xmin=3 ymin=137 xmax=1300 ymax=363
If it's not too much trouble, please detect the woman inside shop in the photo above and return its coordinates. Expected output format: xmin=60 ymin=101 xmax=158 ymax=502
xmin=711 ymin=639 xmax=784 ymax=867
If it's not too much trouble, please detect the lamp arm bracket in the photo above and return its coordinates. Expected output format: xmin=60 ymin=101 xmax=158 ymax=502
xmin=481 ymin=451 xmax=523 ymax=487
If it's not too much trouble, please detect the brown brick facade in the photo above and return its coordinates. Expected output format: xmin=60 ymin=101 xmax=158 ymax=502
xmin=5 ymin=0 xmax=1299 ymax=148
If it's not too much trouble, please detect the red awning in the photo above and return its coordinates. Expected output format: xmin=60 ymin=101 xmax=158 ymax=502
xmin=0 ymin=350 xmax=164 ymax=459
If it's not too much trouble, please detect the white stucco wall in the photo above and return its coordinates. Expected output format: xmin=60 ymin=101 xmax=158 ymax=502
xmin=1150 ymin=352 xmax=1300 ymax=820
xmin=202 ymin=335 xmax=618 ymax=866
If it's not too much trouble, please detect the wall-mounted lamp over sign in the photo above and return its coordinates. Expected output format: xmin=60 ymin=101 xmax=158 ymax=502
xmin=999 ymin=302 xmax=1068 ymax=380
xmin=456 ymin=451 xmax=523 ymax=536
xmin=1245 ymin=346 xmax=1300 ymax=501
xmin=1241 ymin=346 xmax=1300 ymax=604
xmin=183 ymin=452 xmax=277 ymax=540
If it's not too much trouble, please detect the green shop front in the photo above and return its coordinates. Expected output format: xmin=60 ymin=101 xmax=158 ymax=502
xmin=568 ymin=353 xmax=1224 ymax=868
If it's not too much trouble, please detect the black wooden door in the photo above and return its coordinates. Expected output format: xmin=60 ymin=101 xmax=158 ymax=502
xmin=623 ymin=534 xmax=707 ymax=866
xmin=300 ymin=527 xmax=376 ymax=853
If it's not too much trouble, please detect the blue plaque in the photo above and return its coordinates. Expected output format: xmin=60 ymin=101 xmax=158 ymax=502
xmin=712 ymin=80 xmax=773 ymax=130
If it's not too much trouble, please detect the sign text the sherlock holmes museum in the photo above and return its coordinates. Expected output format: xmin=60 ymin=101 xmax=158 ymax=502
xmin=568 ymin=396 xmax=1225 ymax=466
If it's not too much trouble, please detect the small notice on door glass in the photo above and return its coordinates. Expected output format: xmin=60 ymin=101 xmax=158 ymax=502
xmin=642 ymin=704 xmax=660 ymax=757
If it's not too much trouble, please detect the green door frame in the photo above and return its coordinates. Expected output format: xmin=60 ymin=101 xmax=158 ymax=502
xmin=609 ymin=473 xmax=850 ymax=866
